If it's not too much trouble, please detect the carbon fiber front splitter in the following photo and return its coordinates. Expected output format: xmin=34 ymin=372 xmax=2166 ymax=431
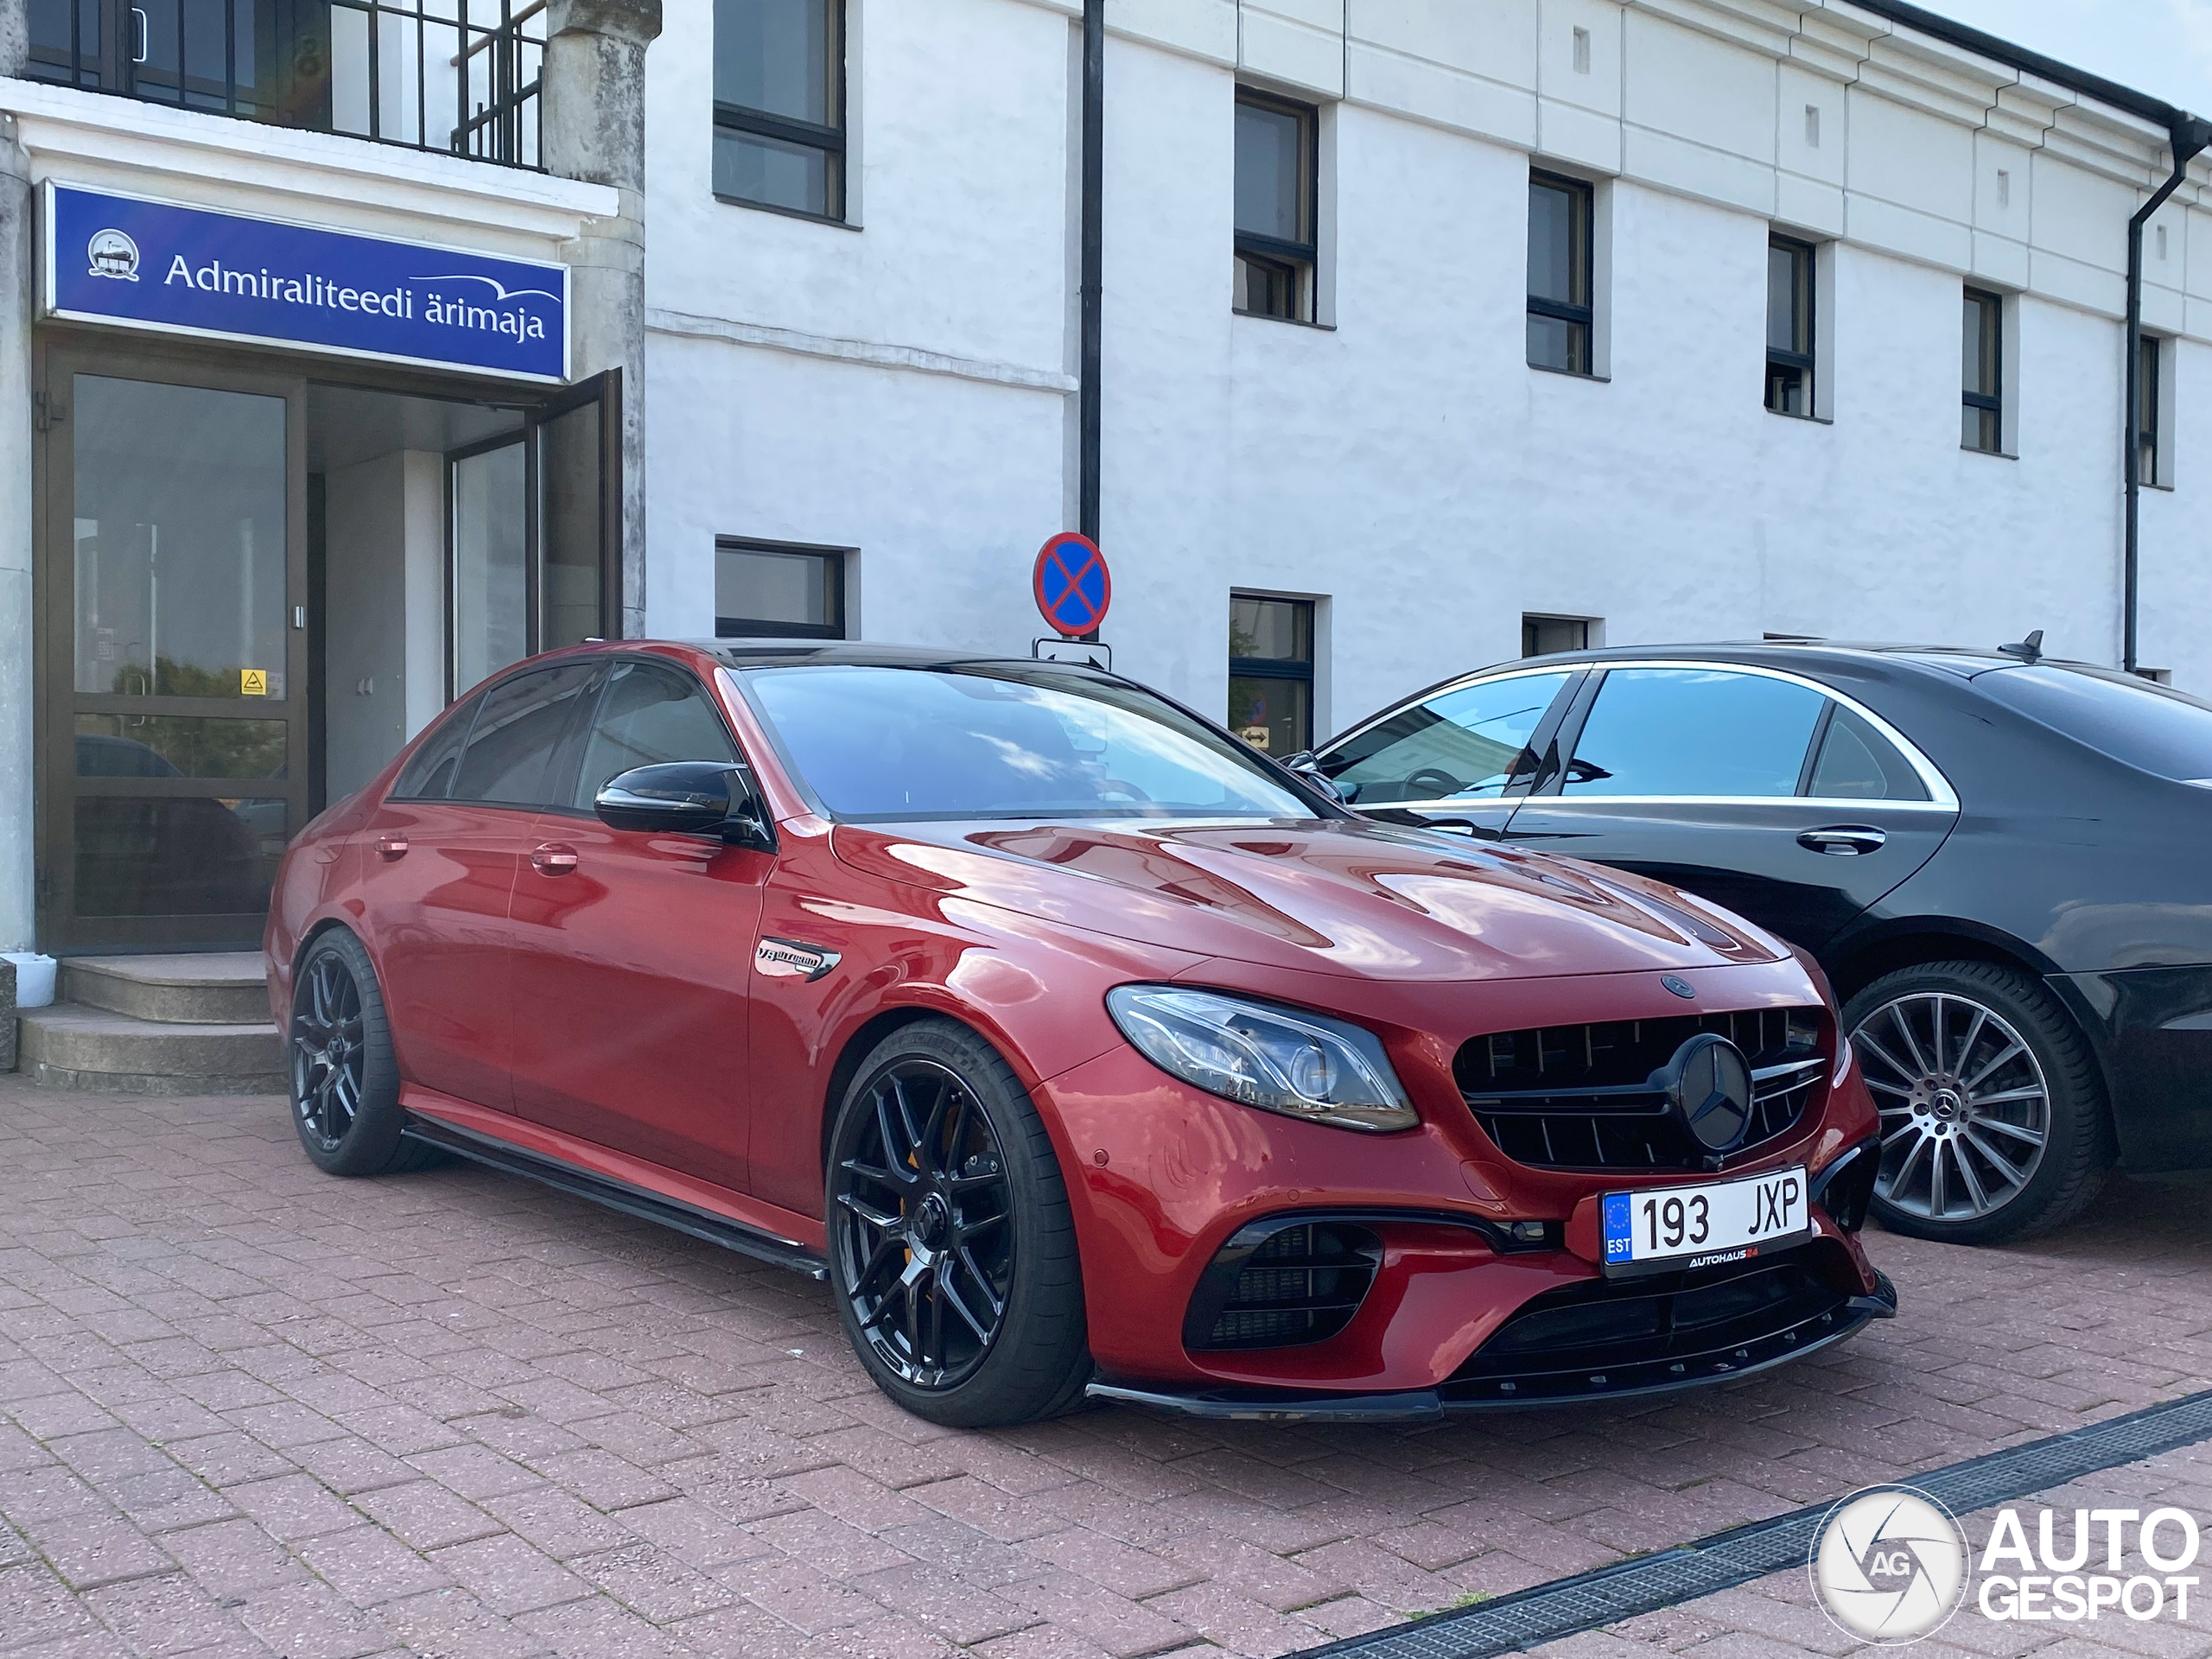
xmin=1084 ymin=1272 xmax=1896 ymax=1424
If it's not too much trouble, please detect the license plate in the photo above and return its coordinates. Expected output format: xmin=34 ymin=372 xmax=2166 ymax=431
xmin=1600 ymin=1166 xmax=1809 ymax=1275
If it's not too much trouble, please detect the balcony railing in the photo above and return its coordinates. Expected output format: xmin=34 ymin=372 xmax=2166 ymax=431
xmin=22 ymin=0 xmax=543 ymax=168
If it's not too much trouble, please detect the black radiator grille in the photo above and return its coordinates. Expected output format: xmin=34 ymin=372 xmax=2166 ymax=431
xmin=1189 ymin=1221 xmax=1382 ymax=1351
xmin=1458 ymin=1007 xmax=1827 ymax=1172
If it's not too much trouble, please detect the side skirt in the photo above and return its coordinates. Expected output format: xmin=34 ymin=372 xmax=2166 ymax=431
xmin=402 ymin=1115 xmax=830 ymax=1282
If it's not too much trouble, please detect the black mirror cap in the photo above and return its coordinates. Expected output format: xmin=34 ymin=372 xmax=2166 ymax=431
xmin=595 ymin=762 xmax=739 ymax=835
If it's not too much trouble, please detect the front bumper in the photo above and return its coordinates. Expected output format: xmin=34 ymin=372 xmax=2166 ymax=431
xmin=1089 ymin=1261 xmax=1897 ymax=1423
xmin=1037 ymin=1007 xmax=1884 ymax=1402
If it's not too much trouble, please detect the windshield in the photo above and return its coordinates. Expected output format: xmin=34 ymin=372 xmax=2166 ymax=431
xmin=745 ymin=664 xmax=1316 ymax=821
xmin=1976 ymin=664 xmax=2212 ymax=783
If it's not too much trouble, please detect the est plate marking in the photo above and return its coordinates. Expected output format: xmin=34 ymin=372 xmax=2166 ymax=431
xmin=1601 ymin=1166 xmax=1808 ymax=1274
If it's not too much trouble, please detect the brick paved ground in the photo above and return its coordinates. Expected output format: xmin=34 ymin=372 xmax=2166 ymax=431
xmin=0 ymin=1075 xmax=2206 ymax=1659
xmin=1533 ymin=1439 xmax=2212 ymax=1659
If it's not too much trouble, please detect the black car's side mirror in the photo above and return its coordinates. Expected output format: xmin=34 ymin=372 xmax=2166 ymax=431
xmin=1281 ymin=750 xmax=1346 ymax=804
xmin=594 ymin=763 xmax=775 ymax=850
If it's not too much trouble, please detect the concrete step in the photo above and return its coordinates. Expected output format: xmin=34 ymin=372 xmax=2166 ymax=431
xmin=60 ymin=953 xmax=270 ymax=1026
xmin=17 ymin=1001 xmax=283 ymax=1096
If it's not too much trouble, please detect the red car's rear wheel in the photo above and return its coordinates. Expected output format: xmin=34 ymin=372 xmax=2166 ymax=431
xmin=827 ymin=1020 xmax=1090 ymax=1426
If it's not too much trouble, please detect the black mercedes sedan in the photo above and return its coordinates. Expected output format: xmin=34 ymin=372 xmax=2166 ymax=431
xmin=1306 ymin=640 xmax=2212 ymax=1243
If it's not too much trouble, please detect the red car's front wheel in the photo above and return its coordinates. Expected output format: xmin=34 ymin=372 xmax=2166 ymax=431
xmin=826 ymin=1020 xmax=1090 ymax=1427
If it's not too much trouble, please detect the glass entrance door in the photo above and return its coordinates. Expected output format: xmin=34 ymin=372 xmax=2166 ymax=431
xmin=39 ymin=354 xmax=308 ymax=950
xmin=447 ymin=370 xmax=620 ymax=696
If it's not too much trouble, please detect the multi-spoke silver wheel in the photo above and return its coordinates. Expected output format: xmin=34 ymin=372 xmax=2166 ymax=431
xmin=1852 ymin=992 xmax=2050 ymax=1224
xmin=292 ymin=951 xmax=365 ymax=1152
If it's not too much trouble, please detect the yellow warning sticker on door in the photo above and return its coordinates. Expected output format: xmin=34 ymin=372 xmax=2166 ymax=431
xmin=240 ymin=669 xmax=269 ymax=696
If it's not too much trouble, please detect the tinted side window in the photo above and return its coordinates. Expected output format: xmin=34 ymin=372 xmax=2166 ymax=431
xmin=391 ymin=695 xmax=482 ymax=800
xmin=1565 ymin=668 xmax=1824 ymax=798
xmin=574 ymin=662 xmax=741 ymax=809
xmin=1808 ymin=705 xmax=1929 ymax=801
xmin=1324 ymin=672 xmax=1572 ymax=804
xmin=449 ymin=664 xmax=600 ymax=807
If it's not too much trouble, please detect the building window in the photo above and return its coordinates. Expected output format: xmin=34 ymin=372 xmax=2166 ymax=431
xmin=716 ymin=540 xmax=847 ymax=638
xmin=714 ymin=0 xmax=845 ymax=221
xmin=1233 ymin=90 xmax=1318 ymax=322
xmin=1765 ymin=235 xmax=1816 ymax=417
xmin=1522 ymin=615 xmax=1592 ymax=657
xmin=1229 ymin=595 xmax=1315 ymax=754
xmin=1962 ymin=287 xmax=2003 ymax=454
xmin=1528 ymin=172 xmax=1593 ymax=374
xmin=2136 ymin=334 xmax=2164 ymax=486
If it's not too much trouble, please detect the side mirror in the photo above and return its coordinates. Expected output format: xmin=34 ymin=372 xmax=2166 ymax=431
xmin=1281 ymin=750 xmax=1345 ymax=804
xmin=594 ymin=762 xmax=774 ymax=849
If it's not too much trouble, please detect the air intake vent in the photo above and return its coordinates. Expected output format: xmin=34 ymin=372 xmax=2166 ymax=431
xmin=1184 ymin=1219 xmax=1382 ymax=1351
xmin=1457 ymin=1007 xmax=1827 ymax=1171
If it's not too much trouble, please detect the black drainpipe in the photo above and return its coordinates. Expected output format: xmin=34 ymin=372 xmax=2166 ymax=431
xmin=2125 ymin=118 xmax=2212 ymax=674
xmin=1077 ymin=0 xmax=1103 ymax=549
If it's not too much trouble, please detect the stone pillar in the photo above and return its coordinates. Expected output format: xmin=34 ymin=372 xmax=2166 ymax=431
xmin=0 ymin=0 xmax=39 ymax=952
xmin=542 ymin=0 xmax=660 ymax=639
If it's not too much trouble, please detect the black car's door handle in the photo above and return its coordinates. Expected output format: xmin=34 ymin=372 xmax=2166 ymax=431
xmin=1797 ymin=825 xmax=1887 ymax=856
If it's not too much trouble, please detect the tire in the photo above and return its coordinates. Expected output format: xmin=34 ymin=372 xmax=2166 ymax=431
xmin=288 ymin=930 xmax=437 ymax=1178
xmin=1844 ymin=960 xmax=2112 ymax=1244
xmin=825 ymin=1020 xmax=1091 ymax=1427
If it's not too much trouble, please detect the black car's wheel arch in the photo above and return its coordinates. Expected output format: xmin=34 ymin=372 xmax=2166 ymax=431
xmin=1827 ymin=920 xmax=2116 ymax=1112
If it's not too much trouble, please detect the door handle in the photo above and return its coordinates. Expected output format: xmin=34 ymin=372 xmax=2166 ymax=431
xmin=373 ymin=834 xmax=410 ymax=861
xmin=531 ymin=842 xmax=580 ymax=876
xmin=130 ymin=7 xmax=149 ymax=62
xmin=1797 ymin=825 xmax=1887 ymax=856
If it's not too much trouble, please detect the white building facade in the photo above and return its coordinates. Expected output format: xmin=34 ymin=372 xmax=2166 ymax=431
xmin=0 ymin=0 xmax=2208 ymax=957
xmin=647 ymin=0 xmax=2212 ymax=747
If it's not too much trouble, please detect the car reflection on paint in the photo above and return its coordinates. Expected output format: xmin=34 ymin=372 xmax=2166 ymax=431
xmin=266 ymin=641 xmax=1891 ymax=1427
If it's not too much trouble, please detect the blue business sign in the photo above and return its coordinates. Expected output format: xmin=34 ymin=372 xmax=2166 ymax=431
xmin=42 ymin=182 xmax=569 ymax=383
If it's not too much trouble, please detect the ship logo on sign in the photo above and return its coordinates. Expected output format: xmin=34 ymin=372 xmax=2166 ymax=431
xmin=87 ymin=229 xmax=140 ymax=281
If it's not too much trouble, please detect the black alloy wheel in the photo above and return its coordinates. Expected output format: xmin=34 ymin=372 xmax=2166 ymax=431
xmin=293 ymin=949 xmax=365 ymax=1152
xmin=826 ymin=1020 xmax=1090 ymax=1427
xmin=287 ymin=930 xmax=433 ymax=1178
xmin=1844 ymin=960 xmax=2110 ymax=1243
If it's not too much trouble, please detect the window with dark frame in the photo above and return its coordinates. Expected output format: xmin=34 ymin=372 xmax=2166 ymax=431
xmin=1765 ymin=235 xmax=1816 ymax=416
xmin=713 ymin=0 xmax=846 ymax=221
xmin=1522 ymin=615 xmax=1591 ymax=658
xmin=2136 ymin=333 xmax=2164 ymax=486
xmin=1233 ymin=90 xmax=1318 ymax=323
xmin=1228 ymin=595 xmax=1316 ymax=755
xmin=1528 ymin=172 xmax=1594 ymax=374
xmin=1962 ymin=287 xmax=2003 ymax=454
xmin=715 ymin=540 xmax=848 ymax=639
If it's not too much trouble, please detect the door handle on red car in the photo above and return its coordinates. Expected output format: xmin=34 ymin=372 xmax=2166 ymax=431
xmin=1796 ymin=826 xmax=1887 ymax=856
xmin=373 ymin=835 xmax=410 ymax=861
xmin=531 ymin=842 xmax=580 ymax=876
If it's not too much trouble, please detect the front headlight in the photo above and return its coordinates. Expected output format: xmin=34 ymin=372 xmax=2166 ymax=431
xmin=1105 ymin=985 xmax=1419 ymax=1133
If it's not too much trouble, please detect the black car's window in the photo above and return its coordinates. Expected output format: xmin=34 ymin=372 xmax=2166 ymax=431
xmin=1564 ymin=668 xmax=1825 ymax=798
xmin=747 ymin=664 xmax=1312 ymax=821
xmin=1323 ymin=671 xmax=1572 ymax=804
xmin=574 ymin=662 xmax=741 ymax=809
xmin=391 ymin=694 xmax=483 ymax=800
xmin=1977 ymin=665 xmax=2212 ymax=784
xmin=448 ymin=664 xmax=600 ymax=807
xmin=1807 ymin=705 xmax=1929 ymax=801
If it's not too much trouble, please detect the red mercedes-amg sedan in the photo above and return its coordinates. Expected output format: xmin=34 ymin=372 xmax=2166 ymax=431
xmin=266 ymin=641 xmax=1892 ymax=1427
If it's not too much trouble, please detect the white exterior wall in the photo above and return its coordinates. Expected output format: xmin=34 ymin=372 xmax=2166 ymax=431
xmin=638 ymin=0 xmax=2212 ymax=733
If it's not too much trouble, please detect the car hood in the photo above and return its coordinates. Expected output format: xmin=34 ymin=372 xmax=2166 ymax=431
xmin=830 ymin=817 xmax=1785 ymax=982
